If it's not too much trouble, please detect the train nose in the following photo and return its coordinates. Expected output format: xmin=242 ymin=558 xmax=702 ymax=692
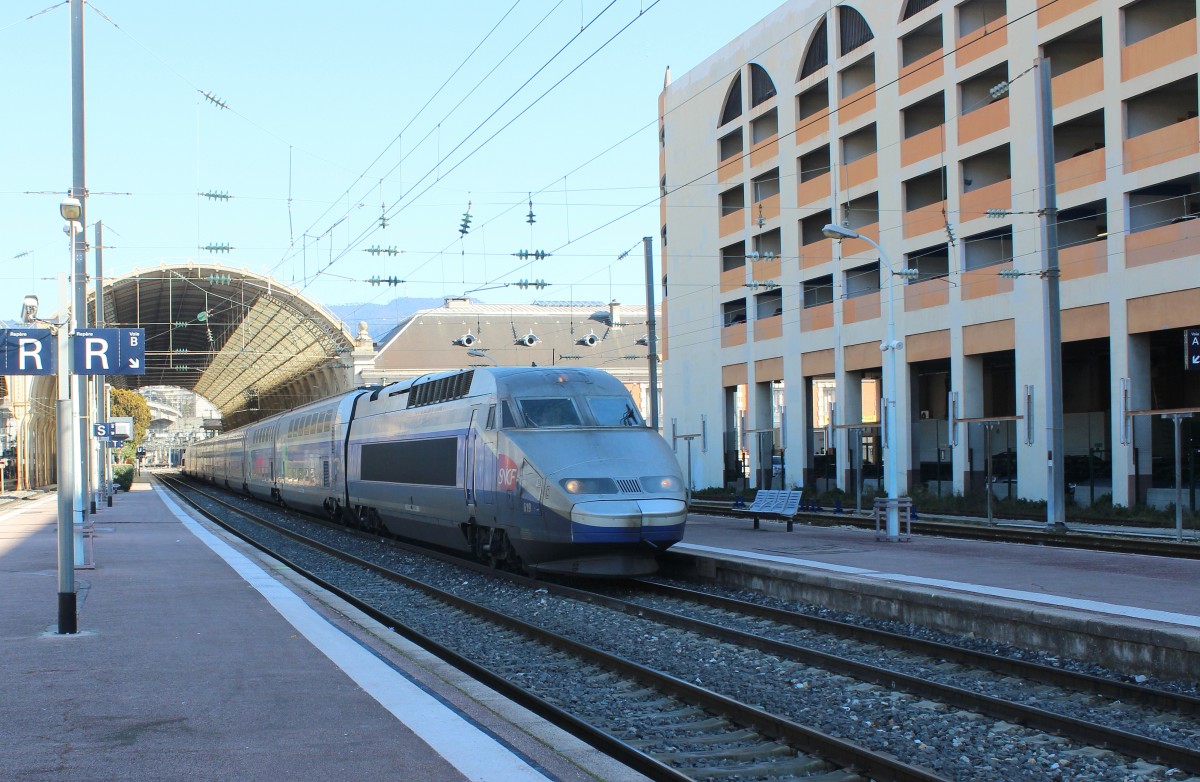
xmin=569 ymin=499 xmax=687 ymax=542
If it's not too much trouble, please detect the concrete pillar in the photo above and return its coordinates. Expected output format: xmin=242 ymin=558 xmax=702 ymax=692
xmin=894 ymin=353 xmax=913 ymax=495
xmin=1115 ymin=333 xmax=1153 ymax=507
xmin=841 ymin=371 xmax=863 ymax=491
xmin=748 ymin=378 xmax=772 ymax=489
xmin=784 ymin=361 xmax=807 ymax=492
xmin=958 ymin=354 xmax=985 ymax=494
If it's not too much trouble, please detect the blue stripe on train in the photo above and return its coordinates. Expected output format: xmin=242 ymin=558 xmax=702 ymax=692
xmin=570 ymin=523 xmax=685 ymax=543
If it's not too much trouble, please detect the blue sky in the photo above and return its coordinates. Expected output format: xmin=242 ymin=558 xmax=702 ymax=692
xmin=0 ymin=0 xmax=783 ymax=332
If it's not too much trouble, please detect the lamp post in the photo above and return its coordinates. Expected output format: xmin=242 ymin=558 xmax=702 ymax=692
xmin=60 ymin=198 xmax=86 ymax=567
xmin=56 ymin=197 xmax=83 ymax=633
xmin=822 ymin=223 xmax=910 ymax=541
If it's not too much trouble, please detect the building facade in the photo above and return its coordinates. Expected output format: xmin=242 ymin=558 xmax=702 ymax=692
xmin=366 ymin=298 xmax=661 ymax=423
xmin=659 ymin=0 xmax=1199 ymax=507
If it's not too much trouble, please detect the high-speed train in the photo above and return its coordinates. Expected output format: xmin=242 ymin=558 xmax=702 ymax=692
xmin=183 ymin=366 xmax=688 ymax=576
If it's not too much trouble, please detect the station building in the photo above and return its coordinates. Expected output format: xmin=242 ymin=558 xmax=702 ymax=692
xmin=365 ymin=297 xmax=660 ymax=420
xmin=657 ymin=0 xmax=1199 ymax=507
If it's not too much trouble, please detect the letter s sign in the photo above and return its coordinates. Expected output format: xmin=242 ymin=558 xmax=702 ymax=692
xmin=497 ymin=454 xmax=518 ymax=491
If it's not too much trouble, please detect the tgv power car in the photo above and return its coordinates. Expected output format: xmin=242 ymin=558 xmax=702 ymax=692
xmin=184 ymin=366 xmax=688 ymax=576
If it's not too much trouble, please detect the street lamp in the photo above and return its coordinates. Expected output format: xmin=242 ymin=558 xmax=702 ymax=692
xmin=822 ymin=223 xmax=909 ymax=541
xmin=54 ymin=196 xmax=83 ymax=633
xmin=466 ymin=348 xmax=497 ymax=366
xmin=60 ymin=204 xmax=86 ymax=556
xmin=60 ymin=196 xmax=81 ymax=222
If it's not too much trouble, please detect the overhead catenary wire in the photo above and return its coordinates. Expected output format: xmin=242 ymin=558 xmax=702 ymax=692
xmin=277 ymin=0 xmax=534 ymax=271
xmin=445 ymin=0 xmax=1057 ymax=307
xmin=291 ymin=0 xmax=640 ymax=292
xmin=23 ymin=0 xmax=1192 ymax=352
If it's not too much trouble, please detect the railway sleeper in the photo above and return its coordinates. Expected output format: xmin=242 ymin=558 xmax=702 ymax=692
xmin=633 ymin=706 xmax=713 ymax=725
xmin=673 ymin=757 xmax=847 ymax=780
xmin=626 ymin=728 xmax=759 ymax=748
xmin=652 ymin=741 xmax=794 ymax=762
xmin=641 ymin=716 xmax=734 ymax=732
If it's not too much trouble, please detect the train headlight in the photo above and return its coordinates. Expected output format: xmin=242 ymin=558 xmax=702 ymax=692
xmin=561 ymin=477 xmax=617 ymax=494
xmin=640 ymin=475 xmax=683 ymax=492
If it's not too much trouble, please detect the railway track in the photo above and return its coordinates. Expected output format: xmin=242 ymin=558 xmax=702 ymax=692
xmin=581 ymin=581 xmax=1200 ymax=766
xmin=688 ymin=499 xmax=1200 ymax=559
xmin=158 ymin=474 xmax=939 ymax=782
xmin=159 ymin=474 xmax=1200 ymax=781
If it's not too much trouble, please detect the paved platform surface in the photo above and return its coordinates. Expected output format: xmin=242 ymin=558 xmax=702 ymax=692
xmin=0 ymin=482 xmax=648 ymax=782
xmin=673 ymin=513 xmax=1200 ymax=679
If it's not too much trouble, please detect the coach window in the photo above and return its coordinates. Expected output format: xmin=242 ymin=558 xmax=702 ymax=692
xmin=486 ymin=405 xmax=496 ymax=429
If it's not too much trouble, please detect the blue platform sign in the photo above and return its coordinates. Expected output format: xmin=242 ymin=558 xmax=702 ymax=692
xmin=72 ymin=328 xmax=146 ymax=375
xmin=0 ymin=329 xmax=56 ymax=375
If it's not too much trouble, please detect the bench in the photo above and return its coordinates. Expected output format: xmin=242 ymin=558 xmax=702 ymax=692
xmin=736 ymin=489 xmax=803 ymax=532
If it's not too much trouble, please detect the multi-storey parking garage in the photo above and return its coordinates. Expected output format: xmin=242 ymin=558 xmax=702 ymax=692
xmin=658 ymin=0 xmax=1199 ymax=509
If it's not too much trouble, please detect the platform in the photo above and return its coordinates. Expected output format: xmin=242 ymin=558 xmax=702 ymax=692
xmin=670 ymin=512 xmax=1200 ymax=680
xmin=0 ymin=480 xmax=648 ymax=782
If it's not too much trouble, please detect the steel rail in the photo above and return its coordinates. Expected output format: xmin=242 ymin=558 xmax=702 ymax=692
xmin=156 ymin=475 xmax=692 ymax=782
xmin=632 ymin=581 xmax=1200 ymax=717
xmin=542 ymin=581 xmax=1200 ymax=775
xmin=157 ymin=474 xmax=948 ymax=782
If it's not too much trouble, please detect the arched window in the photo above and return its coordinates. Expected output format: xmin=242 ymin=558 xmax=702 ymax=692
xmin=800 ymin=18 xmax=828 ymax=79
xmin=719 ymin=73 xmax=743 ymax=126
xmin=839 ymin=6 xmax=874 ymax=56
xmin=749 ymin=64 xmax=777 ymax=107
xmin=902 ymin=0 xmax=939 ymax=20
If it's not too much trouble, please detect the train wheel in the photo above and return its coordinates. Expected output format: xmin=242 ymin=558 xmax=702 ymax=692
xmin=356 ymin=507 xmax=382 ymax=535
xmin=467 ymin=523 xmax=486 ymax=563
xmin=485 ymin=528 xmax=505 ymax=569
xmin=484 ymin=530 xmax=523 ymax=572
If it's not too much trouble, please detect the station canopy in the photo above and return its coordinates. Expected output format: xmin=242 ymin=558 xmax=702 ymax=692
xmin=92 ymin=263 xmax=356 ymax=428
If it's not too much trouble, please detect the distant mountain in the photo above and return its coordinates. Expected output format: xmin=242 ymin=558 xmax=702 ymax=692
xmin=325 ymin=297 xmax=446 ymax=342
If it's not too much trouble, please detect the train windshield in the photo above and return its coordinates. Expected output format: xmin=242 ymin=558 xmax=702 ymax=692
xmin=588 ymin=397 xmax=643 ymax=427
xmin=517 ymin=398 xmax=582 ymax=427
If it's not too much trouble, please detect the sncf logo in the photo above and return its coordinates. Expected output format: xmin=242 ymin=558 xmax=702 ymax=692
xmin=497 ymin=455 xmax=518 ymax=490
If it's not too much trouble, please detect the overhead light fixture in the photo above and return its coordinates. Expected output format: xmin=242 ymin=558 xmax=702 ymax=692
xmin=59 ymin=196 xmax=81 ymax=222
xmin=21 ymin=295 xmax=39 ymax=324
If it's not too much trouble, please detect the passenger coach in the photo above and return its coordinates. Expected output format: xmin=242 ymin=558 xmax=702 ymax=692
xmin=184 ymin=366 xmax=687 ymax=576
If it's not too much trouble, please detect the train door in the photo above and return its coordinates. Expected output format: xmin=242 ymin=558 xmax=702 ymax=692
xmin=517 ymin=460 xmax=544 ymax=518
xmin=474 ymin=405 xmax=499 ymax=522
xmin=465 ymin=408 xmax=478 ymax=510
